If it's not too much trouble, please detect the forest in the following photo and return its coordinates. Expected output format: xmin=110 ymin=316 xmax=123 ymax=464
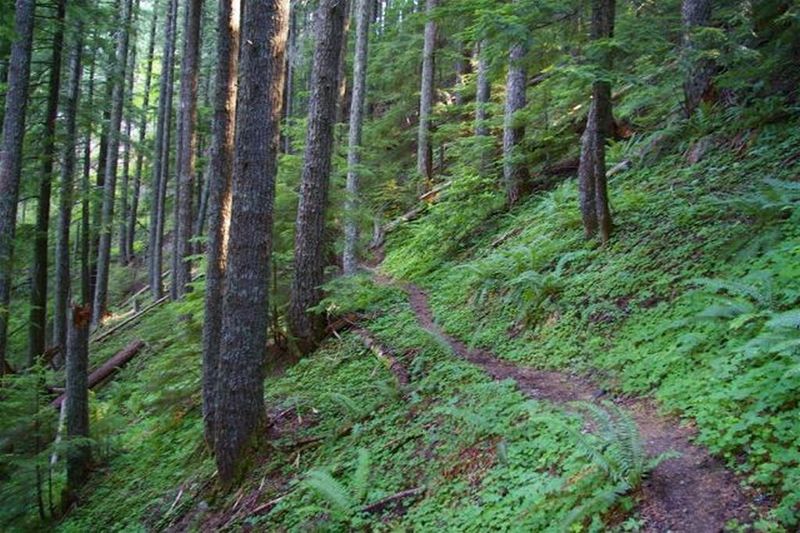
xmin=0 ymin=0 xmax=799 ymax=530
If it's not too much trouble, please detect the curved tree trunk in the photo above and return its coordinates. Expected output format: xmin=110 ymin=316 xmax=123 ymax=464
xmin=127 ymin=9 xmax=158 ymax=260
xmin=0 ymin=0 xmax=36 ymax=372
xmin=53 ymin=19 xmax=85 ymax=358
xmin=214 ymin=0 xmax=289 ymax=485
xmin=681 ymin=0 xmax=714 ymax=117
xmin=578 ymin=0 xmax=615 ymax=242
xmin=92 ymin=0 xmax=134 ymax=325
xmin=502 ymin=39 xmax=527 ymax=207
xmin=288 ymin=0 xmax=348 ymax=355
xmin=202 ymin=0 xmax=240 ymax=448
xmin=342 ymin=0 xmax=372 ymax=275
xmin=173 ymin=0 xmax=204 ymax=299
xmin=416 ymin=0 xmax=437 ymax=187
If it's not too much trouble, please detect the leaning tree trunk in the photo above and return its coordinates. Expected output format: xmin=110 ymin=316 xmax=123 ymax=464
xmin=53 ymin=19 xmax=85 ymax=358
xmin=173 ymin=0 xmax=204 ymax=299
xmin=127 ymin=9 xmax=158 ymax=260
xmin=681 ymin=0 xmax=714 ymax=117
xmin=342 ymin=0 xmax=372 ymax=275
xmin=502 ymin=38 xmax=528 ymax=207
xmin=578 ymin=0 xmax=615 ymax=242
xmin=416 ymin=0 xmax=437 ymax=187
xmin=92 ymin=0 xmax=134 ymax=325
xmin=215 ymin=0 xmax=289 ymax=485
xmin=148 ymin=0 xmax=179 ymax=300
xmin=28 ymin=0 xmax=66 ymax=367
xmin=118 ymin=0 xmax=140 ymax=266
xmin=288 ymin=0 xmax=348 ymax=356
xmin=202 ymin=0 xmax=240 ymax=448
xmin=0 ymin=0 xmax=36 ymax=372
xmin=62 ymin=303 xmax=91 ymax=509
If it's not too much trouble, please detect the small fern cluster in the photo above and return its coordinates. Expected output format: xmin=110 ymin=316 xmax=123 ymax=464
xmin=302 ymin=449 xmax=372 ymax=523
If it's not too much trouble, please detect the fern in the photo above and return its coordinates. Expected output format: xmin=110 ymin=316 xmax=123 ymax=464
xmin=303 ymin=469 xmax=355 ymax=518
xmin=352 ymin=449 xmax=371 ymax=504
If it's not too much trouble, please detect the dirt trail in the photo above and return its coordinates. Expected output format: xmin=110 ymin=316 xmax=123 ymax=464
xmin=401 ymin=282 xmax=763 ymax=532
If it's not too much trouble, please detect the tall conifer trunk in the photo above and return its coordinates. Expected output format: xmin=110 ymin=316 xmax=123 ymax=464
xmin=416 ymin=0 xmax=436 ymax=187
xmin=0 ymin=0 xmax=36 ymax=371
xmin=288 ymin=0 xmax=348 ymax=355
xmin=148 ymin=0 xmax=179 ymax=300
xmin=53 ymin=18 xmax=85 ymax=356
xmin=202 ymin=0 xmax=240 ymax=448
xmin=342 ymin=0 xmax=372 ymax=275
xmin=92 ymin=0 xmax=134 ymax=325
xmin=502 ymin=36 xmax=527 ymax=207
xmin=27 ymin=0 xmax=66 ymax=365
xmin=681 ymin=0 xmax=714 ymax=117
xmin=215 ymin=0 xmax=289 ymax=484
xmin=127 ymin=9 xmax=158 ymax=260
xmin=578 ymin=0 xmax=615 ymax=242
xmin=173 ymin=0 xmax=204 ymax=299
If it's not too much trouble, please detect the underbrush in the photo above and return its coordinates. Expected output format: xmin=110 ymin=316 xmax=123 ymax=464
xmin=385 ymin=118 xmax=800 ymax=526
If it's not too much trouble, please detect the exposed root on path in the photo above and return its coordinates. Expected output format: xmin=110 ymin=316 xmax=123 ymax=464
xmin=395 ymin=280 xmax=765 ymax=532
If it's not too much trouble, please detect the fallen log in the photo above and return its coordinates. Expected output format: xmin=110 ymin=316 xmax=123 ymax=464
xmin=51 ymin=339 xmax=146 ymax=409
xmin=360 ymin=486 xmax=425 ymax=514
xmin=90 ymin=295 xmax=169 ymax=344
xmin=354 ymin=328 xmax=410 ymax=387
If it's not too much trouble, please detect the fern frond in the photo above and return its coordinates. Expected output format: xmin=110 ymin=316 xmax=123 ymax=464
xmin=304 ymin=469 xmax=355 ymax=517
xmin=352 ymin=448 xmax=372 ymax=504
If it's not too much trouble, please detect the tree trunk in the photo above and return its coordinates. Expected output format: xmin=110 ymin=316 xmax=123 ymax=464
xmin=288 ymin=0 xmax=347 ymax=355
xmin=202 ymin=0 xmax=240 ymax=448
xmin=416 ymin=0 xmax=436 ymax=186
xmin=127 ymin=9 xmax=158 ymax=261
xmin=335 ymin=0 xmax=352 ymax=124
xmin=0 ymin=0 xmax=36 ymax=372
xmin=62 ymin=303 xmax=91 ymax=509
xmin=578 ymin=0 xmax=615 ymax=242
xmin=215 ymin=0 xmax=289 ymax=484
xmin=453 ymin=41 xmax=472 ymax=107
xmin=681 ymin=0 xmax=714 ymax=117
xmin=118 ymin=0 xmax=140 ymax=266
xmin=474 ymin=40 xmax=490 ymax=137
xmin=342 ymin=0 xmax=372 ymax=275
xmin=91 ymin=82 xmax=112 ymax=304
xmin=27 ymin=0 xmax=66 ymax=367
xmin=148 ymin=0 xmax=179 ymax=300
xmin=282 ymin=6 xmax=297 ymax=154
xmin=92 ymin=0 xmax=134 ymax=325
xmin=502 ymin=39 xmax=527 ymax=207
xmin=53 ymin=19 xmax=85 ymax=359
xmin=80 ymin=46 xmax=97 ymax=308
xmin=173 ymin=0 xmax=204 ymax=299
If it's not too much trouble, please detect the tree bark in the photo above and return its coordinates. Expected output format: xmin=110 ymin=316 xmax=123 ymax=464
xmin=53 ymin=18 xmax=85 ymax=359
xmin=118 ymin=0 xmax=140 ymax=266
xmin=578 ymin=0 xmax=615 ymax=242
xmin=202 ymin=0 xmax=240 ymax=448
xmin=474 ymin=40 xmax=490 ymax=137
xmin=681 ymin=0 xmax=714 ymax=117
xmin=416 ymin=0 xmax=436 ymax=187
xmin=214 ymin=0 xmax=288 ymax=485
xmin=335 ymin=0 xmax=352 ymax=124
xmin=27 ymin=0 xmax=66 ymax=367
xmin=127 ymin=9 xmax=158 ymax=261
xmin=173 ymin=0 xmax=204 ymax=299
xmin=62 ymin=303 xmax=91 ymax=508
xmin=0 ymin=0 xmax=36 ymax=372
xmin=342 ymin=0 xmax=372 ymax=275
xmin=282 ymin=5 xmax=297 ymax=154
xmin=148 ymin=0 xmax=179 ymax=300
xmin=92 ymin=0 xmax=134 ymax=325
xmin=502 ymin=39 xmax=527 ymax=207
xmin=288 ymin=0 xmax=348 ymax=355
